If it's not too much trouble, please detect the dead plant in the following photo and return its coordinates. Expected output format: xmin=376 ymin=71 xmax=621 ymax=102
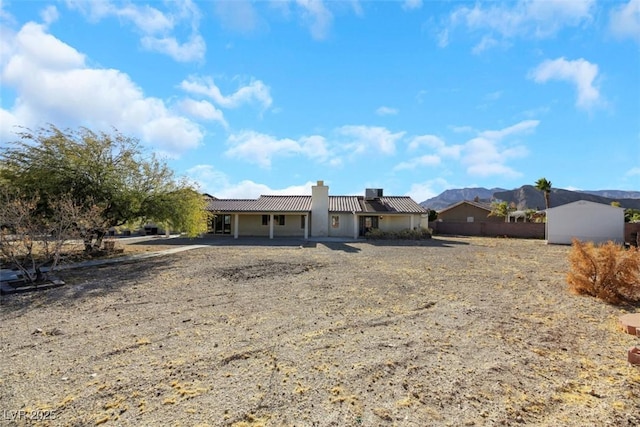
xmin=566 ymin=238 xmax=640 ymax=304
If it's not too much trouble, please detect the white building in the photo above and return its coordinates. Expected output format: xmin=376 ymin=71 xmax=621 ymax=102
xmin=545 ymin=200 xmax=624 ymax=245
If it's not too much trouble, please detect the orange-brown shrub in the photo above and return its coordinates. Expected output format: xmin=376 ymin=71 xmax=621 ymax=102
xmin=566 ymin=239 xmax=640 ymax=304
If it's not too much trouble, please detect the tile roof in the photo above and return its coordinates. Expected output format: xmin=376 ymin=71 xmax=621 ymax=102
xmin=206 ymin=195 xmax=427 ymax=214
xmin=256 ymin=196 xmax=311 ymax=212
xmin=363 ymin=197 xmax=428 ymax=214
xmin=329 ymin=196 xmax=361 ymax=212
xmin=206 ymin=199 xmax=261 ymax=212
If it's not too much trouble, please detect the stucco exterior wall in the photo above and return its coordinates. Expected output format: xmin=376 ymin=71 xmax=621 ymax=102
xmin=379 ymin=215 xmax=415 ymax=232
xmin=328 ymin=213 xmax=356 ymax=237
xmin=311 ymin=182 xmax=329 ymax=237
xmin=236 ymin=214 xmax=306 ymax=237
xmin=237 ymin=215 xmax=269 ymax=236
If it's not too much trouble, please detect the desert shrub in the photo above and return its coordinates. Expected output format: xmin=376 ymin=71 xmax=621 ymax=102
xmin=365 ymin=227 xmax=432 ymax=240
xmin=566 ymin=239 xmax=640 ymax=304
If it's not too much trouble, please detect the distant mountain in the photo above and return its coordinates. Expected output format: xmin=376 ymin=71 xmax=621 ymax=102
xmin=494 ymin=186 xmax=640 ymax=210
xmin=579 ymin=190 xmax=640 ymax=199
xmin=421 ymin=186 xmax=640 ymax=211
xmin=420 ymin=187 xmax=506 ymax=210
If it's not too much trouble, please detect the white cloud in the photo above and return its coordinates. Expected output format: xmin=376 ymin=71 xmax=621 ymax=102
xmin=141 ymin=33 xmax=205 ymax=63
xmin=530 ymin=57 xmax=601 ymax=110
xmin=40 ymin=5 xmax=59 ymax=26
xmin=225 ymin=131 xmax=299 ymax=168
xmin=394 ymin=155 xmax=441 ymax=171
xmin=186 ymin=164 xmax=315 ymax=198
xmin=437 ymin=28 xmax=449 ymax=48
xmin=442 ymin=0 xmax=594 ymax=51
xmin=214 ymin=0 xmax=263 ymax=34
xmin=471 ymin=35 xmax=501 ymax=54
xmin=337 ymin=125 xmax=405 ymax=155
xmin=66 ymin=0 xmax=205 ymax=62
xmin=460 ymin=121 xmax=536 ymax=178
xmin=179 ymin=99 xmax=227 ymax=127
xmin=405 ymin=178 xmax=452 ymax=204
xmin=480 ymin=119 xmax=539 ymax=140
xmin=224 ymin=130 xmax=331 ymax=168
xmin=626 ymin=167 xmax=640 ymax=176
xmin=221 ymin=125 xmax=405 ymax=169
xmin=180 ymin=76 xmax=272 ymax=110
xmin=0 ymin=21 xmax=202 ymax=155
xmin=295 ymin=0 xmax=333 ymax=40
xmin=299 ymin=135 xmax=330 ymax=161
xmin=408 ymin=134 xmax=462 ymax=158
xmin=609 ymin=0 xmax=640 ymax=43
xmin=375 ymin=106 xmax=398 ymax=116
xmin=402 ymin=0 xmax=422 ymax=11
xmin=184 ymin=164 xmax=231 ymax=194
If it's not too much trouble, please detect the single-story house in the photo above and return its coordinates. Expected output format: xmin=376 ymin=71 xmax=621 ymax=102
xmin=436 ymin=200 xmax=503 ymax=223
xmin=206 ymin=181 xmax=428 ymax=239
xmin=545 ymin=200 xmax=624 ymax=245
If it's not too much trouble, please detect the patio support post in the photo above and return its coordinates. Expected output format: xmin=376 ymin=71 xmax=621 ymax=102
xmin=304 ymin=214 xmax=309 ymax=240
xmin=353 ymin=213 xmax=358 ymax=239
xmin=234 ymin=214 xmax=239 ymax=239
xmin=269 ymin=214 xmax=274 ymax=239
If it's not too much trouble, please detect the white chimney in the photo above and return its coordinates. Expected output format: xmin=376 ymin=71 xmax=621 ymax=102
xmin=311 ymin=180 xmax=329 ymax=237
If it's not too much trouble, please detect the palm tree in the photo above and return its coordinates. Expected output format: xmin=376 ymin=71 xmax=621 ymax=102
xmin=535 ymin=178 xmax=552 ymax=209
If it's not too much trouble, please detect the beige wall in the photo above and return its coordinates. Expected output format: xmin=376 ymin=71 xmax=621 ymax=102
xmin=328 ymin=213 xmax=357 ymax=237
xmin=225 ymin=212 xmax=426 ymax=238
xmin=379 ymin=215 xmax=415 ymax=232
xmin=237 ymin=214 xmax=306 ymax=237
xmin=237 ymin=215 xmax=268 ymax=236
xmin=439 ymin=204 xmax=499 ymax=223
xmin=311 ymin=182 xmax=329 ymax=237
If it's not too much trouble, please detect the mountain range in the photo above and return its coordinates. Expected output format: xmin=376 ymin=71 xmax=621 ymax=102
xmin=420 ymin=186 xmax=640 ymax=211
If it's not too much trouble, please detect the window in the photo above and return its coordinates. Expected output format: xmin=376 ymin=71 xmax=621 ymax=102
xmin=301 ymin=215 xmax=306 ymax=229
xmin=263 ymin=215 xmax=285 ymax=225
xmin=331 ymin=215 xmax=340 ymax=228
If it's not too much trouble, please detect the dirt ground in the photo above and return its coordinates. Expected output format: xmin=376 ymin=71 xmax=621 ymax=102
xmin=1 ymin=236 xmax=639 ymax=426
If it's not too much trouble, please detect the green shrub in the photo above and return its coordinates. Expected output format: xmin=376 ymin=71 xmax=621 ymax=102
xmin=365 ymin=227 xmax=432 ymax=240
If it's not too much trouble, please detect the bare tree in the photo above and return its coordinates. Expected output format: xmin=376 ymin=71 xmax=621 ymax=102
xmin=0 ymin=191 xmax=103 ymax=284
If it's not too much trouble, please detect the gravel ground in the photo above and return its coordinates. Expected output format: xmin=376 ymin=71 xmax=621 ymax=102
xmin=1 ymin=236 xmax=639 ymax=427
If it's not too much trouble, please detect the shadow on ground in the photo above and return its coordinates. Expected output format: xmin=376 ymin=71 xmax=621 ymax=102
xmin=126 ymin=235 xmax=471 ymax=249
xmin=0 ymin=256 xmax=175 ymax=315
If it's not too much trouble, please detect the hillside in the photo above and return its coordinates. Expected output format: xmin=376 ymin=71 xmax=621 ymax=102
xmin=420 ymin=187 xmax=506 ymax=210
xmin=421 ymin=186 xmax=640 ymax=211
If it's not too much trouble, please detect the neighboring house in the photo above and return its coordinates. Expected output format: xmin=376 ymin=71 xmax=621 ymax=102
xmin=436 ymin=200 xmax=503 ymax=223
xmin=206 ymin=181 xmax=427 ymax=239
xmin=546 ymin=200 xmax=624 ymax=245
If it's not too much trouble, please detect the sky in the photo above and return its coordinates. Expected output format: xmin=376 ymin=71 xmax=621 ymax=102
xmin=0 ymin=0 xmax=639 ymax=202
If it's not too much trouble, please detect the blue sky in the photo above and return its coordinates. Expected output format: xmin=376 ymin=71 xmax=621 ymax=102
xmin=1 ymin=0 xmax=638 ymax=202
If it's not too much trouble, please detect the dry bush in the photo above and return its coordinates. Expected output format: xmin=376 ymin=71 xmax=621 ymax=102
xmin=0 ymin=190 xmax=104 ymax=283
xmin=566 ymin=238 xmax=640 ymax=304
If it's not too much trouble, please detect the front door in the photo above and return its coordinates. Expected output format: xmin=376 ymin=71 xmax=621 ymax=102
xmin=359 ymin=216 xmax=379 ymax=236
